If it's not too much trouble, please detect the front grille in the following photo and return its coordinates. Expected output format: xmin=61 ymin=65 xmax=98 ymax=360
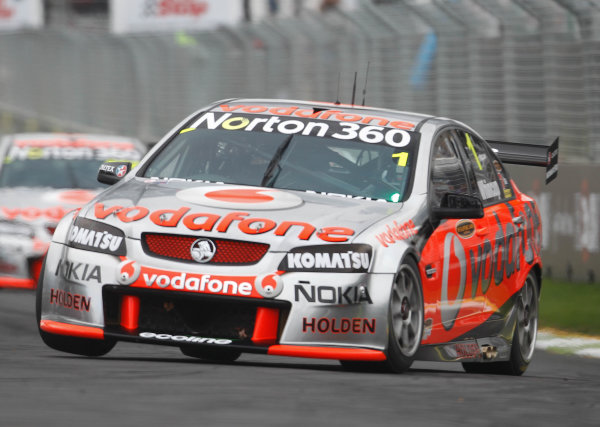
xmin=142 ymin=233 xmax=269 ymax=265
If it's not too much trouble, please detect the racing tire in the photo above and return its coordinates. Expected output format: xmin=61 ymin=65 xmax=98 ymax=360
xmin=462 ymin=272 xmax=539 ymax=375
xmin=180 ymin=346 xmax=242 ymax=362
xmin=385 ymin=256 xmax=424 ymax=373
xmin=35 ymin=257 xmax=116 ymax=357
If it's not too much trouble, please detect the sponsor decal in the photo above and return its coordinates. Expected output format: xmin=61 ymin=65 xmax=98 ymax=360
xmin=176 ymin=186 xmax=303 ymax=210
xmin=67 ymin=217 xmax=126 ymax=256
xmin=1 ymin=206 xmax=72 ymax=222
xmin=423 ymin=318 xmax=433 ymax=340
xmin=440 ymin=202 xmax=541 ymax=330
xmin=117 ymin=259 xmax=141 ymax=285
xmin=477 ymin=180 xmax=501 ymax=200
xmin=134 ymin=266 xmax=258 ymax=297
xmin=115 ymin=164 xmax=128 ymax=177
xmin=217 ymin=104 xmax=415 ymax=130
xmin=187 ymin=111 xmax=417 ymax=147
xmin=302 ymin=317 xmax=376 ymax=334
xmin=375 ymin=219 xmax=417 ymax=248
xmin=190 ymin=238 xmax=216 ymax=263
xmin=294 ymin=282 xmax=372 ymax=304
xmin=254 ymin=273 xmax=284 ymax=298
xmin=49 ymin=288 xmax=91 ymax=312
xmin=278 ymin=244 xmax=371 ymax=273
xmin=6 ymin=145 xmax=141 ymax=162
xmin=454 ymin=342 xmax=480 ymax=359
xmin=94 ymin=203 xmax=354 ymax=243
xmin=54 ymin=259 xmax=102 ymax=283
xmin=100 ymin=164 xmax=116 ymax=173
xmin=305 ymin=190 xmax=387 ymax=203
xmin=139 ymin=332 xmax=231 ymax=345
xmin=456 ymin=219 xmax=475 ymax=239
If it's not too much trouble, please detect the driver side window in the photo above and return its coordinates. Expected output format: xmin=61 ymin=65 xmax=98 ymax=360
xmin=430 ymin=130 xmax=470 ymax=208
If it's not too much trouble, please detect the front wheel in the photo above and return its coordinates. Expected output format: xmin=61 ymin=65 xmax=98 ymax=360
xmin=463 ymin=272 xmax=539 ymax=375
xmin=385 ymin=257 xmax=424 ymax=373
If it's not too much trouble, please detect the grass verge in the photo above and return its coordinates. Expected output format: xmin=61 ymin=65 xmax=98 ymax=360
xmin=539 ymin=279 xmax=600 ymax=336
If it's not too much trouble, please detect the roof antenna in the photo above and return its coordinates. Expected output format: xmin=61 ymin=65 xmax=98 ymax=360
xmin=334 ymin=72 xmax=341 ymax=105
xmin=351 ymin=71 xmax=357 ymax=105
xmin=361 ymin=62 xmax=370 ymax=106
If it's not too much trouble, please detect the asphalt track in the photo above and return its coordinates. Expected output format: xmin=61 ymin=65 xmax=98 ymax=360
xmin=1 ymin=289 xmax=599 ymax=427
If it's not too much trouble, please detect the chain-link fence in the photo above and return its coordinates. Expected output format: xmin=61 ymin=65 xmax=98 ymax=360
xmin=1 ymin=0 xmax=599 ymax=282
xmin=0 ymin=0 xmax=599 ymax=161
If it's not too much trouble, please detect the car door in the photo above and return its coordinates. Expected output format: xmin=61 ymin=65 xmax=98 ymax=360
xmin=452 ymin=130 xmax=520 ymax=323
xmin=420 ymin=129 xmax=490 ymax=344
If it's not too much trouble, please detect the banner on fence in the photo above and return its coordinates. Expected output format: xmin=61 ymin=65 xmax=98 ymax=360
xmin=0 ymin=0 xmax=43 ymax=32
xmin=110 ymin=0 xmax=242 ymax=34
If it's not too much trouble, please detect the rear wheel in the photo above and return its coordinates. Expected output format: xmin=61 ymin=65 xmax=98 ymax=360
xmin=462 ymin=272 xmax=539 ymax=375
xmin=180 ymin=346 xmax=242 ymax=362
xmin=36 ymin=257 xmax=115 ymax=357
xmin=385 ymin=257 xmax=424 ymax=373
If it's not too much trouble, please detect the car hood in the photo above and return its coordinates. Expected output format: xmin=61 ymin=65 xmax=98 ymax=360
xmin=0 ymin=187 xmax=99 ymax=225
xmin=77 ymin=178 xmax=404 ymax=251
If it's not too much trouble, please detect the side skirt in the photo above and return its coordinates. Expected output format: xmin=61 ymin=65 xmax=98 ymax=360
xmin=415 ymin=295 xmax=519 ymax=363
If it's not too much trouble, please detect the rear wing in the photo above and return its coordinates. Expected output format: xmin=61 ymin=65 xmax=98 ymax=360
xmin=487 ymin=137 xmax=559 ymax=184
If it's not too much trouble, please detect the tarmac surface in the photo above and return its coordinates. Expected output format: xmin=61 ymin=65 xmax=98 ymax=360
xmin=1 ymin=288 xmax=599 ymax=427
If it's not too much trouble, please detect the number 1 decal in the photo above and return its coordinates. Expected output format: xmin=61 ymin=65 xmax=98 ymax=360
xmin=392 ymin=152 xmax=409 ymax=166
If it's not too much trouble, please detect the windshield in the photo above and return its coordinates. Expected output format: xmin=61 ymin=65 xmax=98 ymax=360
xmin=0 ymin=158 xmax=113 ymax=189
xmin=142 ymin=112 xmax=419 ymax=202
xmin=0 ymin=138 xmax=143 ymax=189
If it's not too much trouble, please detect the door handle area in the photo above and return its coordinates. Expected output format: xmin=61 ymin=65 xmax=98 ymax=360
xmin=475 ymin=227 xmax=488 ymax=236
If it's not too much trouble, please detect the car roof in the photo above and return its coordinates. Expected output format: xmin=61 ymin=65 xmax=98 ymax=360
xmin=208 ymin=98 xmax=436 ymax=132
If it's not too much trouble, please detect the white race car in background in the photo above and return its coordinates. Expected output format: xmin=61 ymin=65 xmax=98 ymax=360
xmin=0 ymin=133 xmax=145 ymax=289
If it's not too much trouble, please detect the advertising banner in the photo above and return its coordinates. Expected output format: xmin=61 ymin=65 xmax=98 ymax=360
xmin=0 ymin=0 xmax=43 ymax=32
xmin=110 ymin=0 xmax=243 ymax=34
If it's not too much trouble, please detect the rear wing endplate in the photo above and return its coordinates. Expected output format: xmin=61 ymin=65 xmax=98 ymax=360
xmin=487 ymin=137 xmax=559 ymax=184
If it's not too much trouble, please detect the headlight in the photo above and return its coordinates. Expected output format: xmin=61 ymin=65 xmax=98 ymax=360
xmin=278 ymin=244 xmax=372 ymax=273
xmin=0 ymin=219 xmax=34 ymax=237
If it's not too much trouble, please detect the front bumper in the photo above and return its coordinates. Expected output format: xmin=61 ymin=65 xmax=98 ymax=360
xmin=39 ymin=241 xmax=394 ymax=361
xmin=0 ymin=234 xmax=47 ymax=288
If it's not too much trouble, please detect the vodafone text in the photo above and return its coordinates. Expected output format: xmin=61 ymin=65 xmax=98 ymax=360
xmin=142 ymin=271 xmax=254 ymax=296
xmin=95 ymin=203 xmax=354 ymax=242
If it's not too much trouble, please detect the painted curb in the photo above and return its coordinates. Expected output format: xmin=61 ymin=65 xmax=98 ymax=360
xmin=536 ymin=329 xmax=600 ymax=359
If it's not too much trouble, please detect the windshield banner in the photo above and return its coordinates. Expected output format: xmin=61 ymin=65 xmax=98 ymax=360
xmin=186 ymin=112 xmax=419 ymax=148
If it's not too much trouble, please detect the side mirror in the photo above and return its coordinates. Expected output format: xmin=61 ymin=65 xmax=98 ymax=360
xmin=431 ymin=193 xmax=484 ymax=220
xmin=97 ymin=161 xmax=132 ymax=185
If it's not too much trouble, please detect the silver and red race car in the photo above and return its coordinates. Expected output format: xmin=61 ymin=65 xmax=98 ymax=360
xmin=0 ymin=133 xmax=145 ymax=289
xmin=36 ymin=99 xmax=558 ymax=374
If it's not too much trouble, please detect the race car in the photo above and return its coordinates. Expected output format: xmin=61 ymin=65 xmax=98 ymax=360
xmin=0 ymin=133 xmax=146 ymax=289
xmin=36 ymin=99 xmax=558 ymax=375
